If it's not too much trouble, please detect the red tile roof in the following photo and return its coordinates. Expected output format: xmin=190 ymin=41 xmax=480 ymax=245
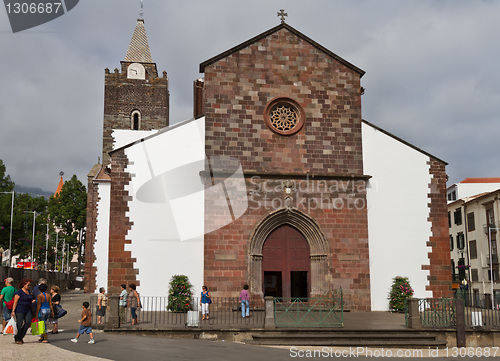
xmin=460 ymin=177 xmax=500 ymax=184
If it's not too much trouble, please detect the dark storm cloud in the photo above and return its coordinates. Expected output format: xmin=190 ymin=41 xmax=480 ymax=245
xmin=0 ymin=0 xmax=499 ymax=192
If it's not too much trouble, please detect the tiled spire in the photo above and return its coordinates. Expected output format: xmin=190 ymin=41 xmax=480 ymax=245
xmin=124 ymin=19 xmax=153 ymax=63
xmin=54 ymin=174 xmax=64 ymax=196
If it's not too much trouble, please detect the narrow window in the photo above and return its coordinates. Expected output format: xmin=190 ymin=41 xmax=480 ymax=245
xmin=133 ymin=113 xmax=139 ymax=130
xmin=469 ymin=240 xmax=477 ymax=259
xmin=131 ymin=110 xmax=141 ymax=130
xmin=467 ymin=212 xmax=475 ymax=232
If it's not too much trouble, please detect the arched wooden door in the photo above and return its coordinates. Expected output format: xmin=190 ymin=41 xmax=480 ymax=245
xmin=262 ymin=224 xmax=310 ymax=299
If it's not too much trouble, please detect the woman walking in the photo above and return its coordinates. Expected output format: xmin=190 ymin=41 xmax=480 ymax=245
xmin=127 ymin=284 xmax=141 ymax=325
xmin=11 ymin=278 xmax=34 ymax=345
xmin=50 ymin=285 xmax=61 ymax=334
xmin=199 ymin=286 xmax=211 ymax=320
xmin=35 ymin=283 xmax=54 ymax=343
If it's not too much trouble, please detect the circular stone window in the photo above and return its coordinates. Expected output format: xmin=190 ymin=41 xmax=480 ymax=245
xmin=264 ymin=98 xmax=305 ymax=135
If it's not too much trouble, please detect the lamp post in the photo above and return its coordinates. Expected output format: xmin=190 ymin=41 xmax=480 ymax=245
xmin=45 ymin=224 xmax=49 ymax=271
xmin=0 ymin=191 xmax=14 ymax=270
xmin=62 ymin=238 xmax=65 ymax=273
xmin=53 ymin=233 xmax=58 ymax=271
xmin=23 ymin=211 xmax=36 ymax=268
xmin=487 ymin=226 xmax=500 ymax=311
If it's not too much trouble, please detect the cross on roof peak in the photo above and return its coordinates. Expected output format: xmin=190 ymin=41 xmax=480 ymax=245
xmin=277 ymin=9 xmax=287 ymax=24
xmin=139 ymin=0 xmax=144 ymax=20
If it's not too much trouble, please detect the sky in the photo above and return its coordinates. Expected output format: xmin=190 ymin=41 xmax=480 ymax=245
xmin=0 ymin=0 xmax=499 ymax=193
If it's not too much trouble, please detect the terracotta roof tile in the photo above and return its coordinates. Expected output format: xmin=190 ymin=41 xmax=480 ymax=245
xmin=460 ymin=177 xmax=500 ymax=184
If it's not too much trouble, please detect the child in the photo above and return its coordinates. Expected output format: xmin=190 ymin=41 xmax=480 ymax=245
xmin=71 ymin=301 xmax=94 ymax=344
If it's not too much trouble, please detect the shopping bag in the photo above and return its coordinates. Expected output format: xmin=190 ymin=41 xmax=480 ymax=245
xmin=54 ymin=304 xmax=67 ymax=318
xmin=3 ymin=317 xmax=17 ymax=335
xmin=31 ymin=319 xmax=45 ymax=335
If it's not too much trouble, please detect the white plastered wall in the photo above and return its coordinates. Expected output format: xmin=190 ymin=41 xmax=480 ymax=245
xmin=362 ymin=122 xmax=433 ymax=311
xmin=122 ymin=118 xmax=206 ymax=298
xmin=93 ymin=181 xmax=110 ymax=293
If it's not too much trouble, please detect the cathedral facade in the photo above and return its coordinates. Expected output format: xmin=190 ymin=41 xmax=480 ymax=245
xmin=85 ymin=18 xmax=451 ymax=311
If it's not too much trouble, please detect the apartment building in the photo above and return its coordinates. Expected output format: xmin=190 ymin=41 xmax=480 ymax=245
xmin=449 ymin=188 xmax=500 ymax=306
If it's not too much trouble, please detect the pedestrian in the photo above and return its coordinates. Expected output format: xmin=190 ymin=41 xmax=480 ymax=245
xmin=32 ymin=278 xmax=47 ymax=312
xmin=0 ymin=277 xmax=16 ymax=333
xmin=119 ymin=284 xmax=127 ymax=323
xmin=11 ymin=278 xmax=34 ymax=344
xmin=71 ymin=301 xmax=94 ymax=344
xmin=127 ymin=283 xmax=141 ymax=325
xmin=199 ymin=285 xmax=211 ymax=320
xmin=97 ymin=287 xmax=107 ymax=324
xmin=240 ymin=284 xmax=250 ymax=318
xmin=49 ymin=285 xmax=61 ymax=334
xmin=35 ymin=283 xmax=54 ymax=343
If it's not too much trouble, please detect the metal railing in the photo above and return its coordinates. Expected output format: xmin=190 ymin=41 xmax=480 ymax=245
xmin=417 ymin=298 xmax=456 ymax=328
xmin=274 ymin=292 xmax=344 ymax=328
xmin=405 ymin=292 xmax=500 ymax=330
xmin=458 ymin=291 xmax=500 ymax=329
xmin=90 ymin=295 xmax=265 ymax=329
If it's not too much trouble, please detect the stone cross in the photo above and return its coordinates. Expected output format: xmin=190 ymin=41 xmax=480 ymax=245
xmin=139 ymin=0 xmax=144 ymax=19
xmin=277 ymin=9 xmax=287 ymax=24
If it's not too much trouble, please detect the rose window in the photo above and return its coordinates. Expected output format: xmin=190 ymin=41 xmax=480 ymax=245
xmin=269 ymin=105 xmax=298 ymax=131
xmin=264 ymin=98 xmax=304 ymax=135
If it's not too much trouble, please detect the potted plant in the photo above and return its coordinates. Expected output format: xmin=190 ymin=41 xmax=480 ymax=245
xmin=167 ymin=275 xmax=194 ymax=312
xmin=388 ymin=276 xmax=414 ymax=312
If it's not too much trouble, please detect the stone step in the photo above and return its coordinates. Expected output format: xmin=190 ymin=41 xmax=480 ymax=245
xmin=249 ymin=332 xmax=447 ymax=348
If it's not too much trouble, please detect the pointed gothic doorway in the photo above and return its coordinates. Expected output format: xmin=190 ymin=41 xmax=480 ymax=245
xmin=262 ymin=224 xmax=311 ymax=299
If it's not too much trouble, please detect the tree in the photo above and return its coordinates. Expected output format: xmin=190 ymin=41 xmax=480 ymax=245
xmin=9 ymin=192 xmax=49 ymax=263
xmin=0 ymin=159 xmax=52 ymax=267
xmin=48 ymin=175 xmax=87 ymax=273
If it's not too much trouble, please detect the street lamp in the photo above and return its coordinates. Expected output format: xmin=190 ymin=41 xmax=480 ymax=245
xmin=52 ymin=232 xmax=58 ymax=271
xmin=488 ymin=226 xmax=500 ymax=311
xmin=0 ymin=191 xmax=14 ymax=270
xmin=23 ymin=210 xmax=36 ymax=267
xmin=45 ymin=224 xmax=49 ymax=271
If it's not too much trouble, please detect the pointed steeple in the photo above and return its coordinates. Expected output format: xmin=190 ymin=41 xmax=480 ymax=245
xmin=54 ymin=172 xmax=64 ymax=196
xmin=124 ymin=19 xmax=153 ymax=63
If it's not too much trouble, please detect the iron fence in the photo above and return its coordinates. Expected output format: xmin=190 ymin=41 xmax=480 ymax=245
xmin=458 ymin=292 xmax=500 ymax=329
xmin=274 ymin=292 xmax=344 ymax=328
xmin=417 ymin=298 xmax=456 ymax=328
xmin=405 ymin=293 xmax=500 ymax=329
xmin=90 ymin=295 xmax=265 ymax=329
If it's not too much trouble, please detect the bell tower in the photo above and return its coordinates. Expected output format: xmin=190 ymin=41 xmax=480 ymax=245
xmin=102 ymin=17 xmax=169 ymax=163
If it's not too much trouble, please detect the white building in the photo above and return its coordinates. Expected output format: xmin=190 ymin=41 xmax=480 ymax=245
xmin=448 ymin=188 xmax=500 ymax=307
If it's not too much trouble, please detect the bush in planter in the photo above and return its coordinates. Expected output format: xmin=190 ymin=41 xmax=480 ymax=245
xmin=388 ymin=276 xmax=414 ymax=312
xmin=167 ymin=275 xmax=194 ymax=312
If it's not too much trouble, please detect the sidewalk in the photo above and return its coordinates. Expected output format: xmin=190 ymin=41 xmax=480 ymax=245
xmin=0 ymin=290 xmax=107 ymax=361
xmin=0 ymin=290 xmax=294 ymax=361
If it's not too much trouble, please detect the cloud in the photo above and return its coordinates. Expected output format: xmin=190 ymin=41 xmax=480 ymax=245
xmin=0 ymin=0 xmax=499 ymax=192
